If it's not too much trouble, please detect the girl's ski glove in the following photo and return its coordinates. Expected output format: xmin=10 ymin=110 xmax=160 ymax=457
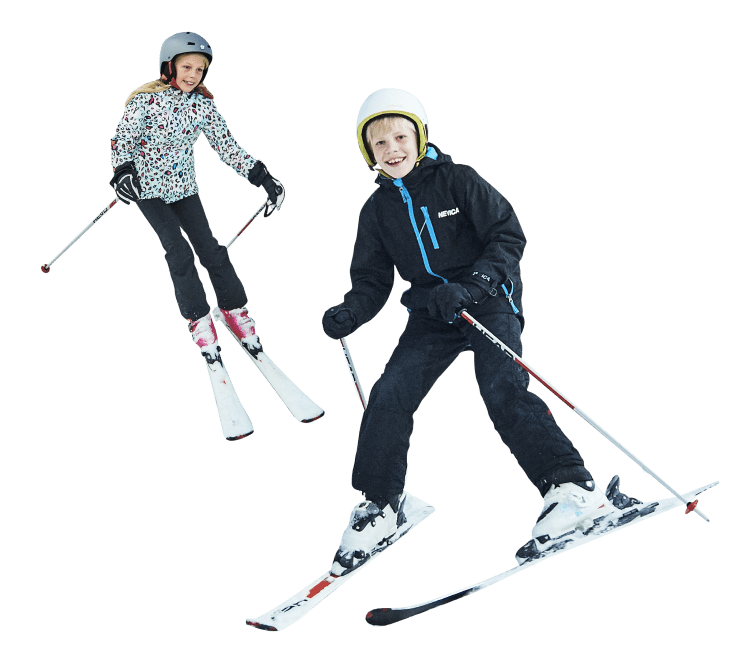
xmin=248 ymin=161 xmax=285 ymax=212
xmin=110 ymin=162 xmax=142 ymax=204
xmin=322 ymin=304 xmax=357 ymax=339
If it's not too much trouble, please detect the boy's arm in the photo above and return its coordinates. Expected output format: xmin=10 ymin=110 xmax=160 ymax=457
xmin=343 ymin=202 xmax=395 ymax=328
xmin=455 ymin=166 xmax=527 ymax=294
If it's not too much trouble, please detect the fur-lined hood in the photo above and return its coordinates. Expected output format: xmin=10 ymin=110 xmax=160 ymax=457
xmin=125 ymin=79 xmax=213 ymax=106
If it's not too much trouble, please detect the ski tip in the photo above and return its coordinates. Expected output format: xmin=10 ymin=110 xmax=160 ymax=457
xmin=226 ymin=430 xmax=254 ymax=441
xmin=246 ymin=620 xmax=278 ymax=631
xmin=365 ymin=608 xmax=394 ymax=626
xmin=300 ymin=411 xmax=325 ymax=423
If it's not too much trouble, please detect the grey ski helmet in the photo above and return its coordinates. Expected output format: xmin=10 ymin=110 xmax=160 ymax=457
xmin=159 ymin=32 xmax=212 ymax=82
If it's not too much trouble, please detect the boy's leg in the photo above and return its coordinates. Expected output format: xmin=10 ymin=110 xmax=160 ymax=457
xmin=351 ymin=312 xmax=467 ymax=500
xmin=174 ymin=194 xmax=248 ymax=311
xmin=464 ymin=307 xmax=592 ymax=496
xmin=137 ymin=197 xmax=211 ymax=321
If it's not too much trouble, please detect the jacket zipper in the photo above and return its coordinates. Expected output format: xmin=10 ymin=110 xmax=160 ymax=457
xmin=394 ymin=179 xmax=447 ymax=283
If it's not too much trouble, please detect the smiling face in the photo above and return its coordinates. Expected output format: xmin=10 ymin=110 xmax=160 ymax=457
xmin=173 ymin=54 xmax=208 ymax=92
xmin=367 ymin=117 xmax=419 ymax=179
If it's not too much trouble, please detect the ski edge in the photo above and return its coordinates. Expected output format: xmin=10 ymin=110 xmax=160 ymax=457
xmin=365 ymin=481 xmax=718 ymax=626
xmin=204 ymin=353 xmax=253 ymax=440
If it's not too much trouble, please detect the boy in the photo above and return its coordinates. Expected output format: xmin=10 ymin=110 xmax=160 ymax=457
xmin=322 ymin=89 xmax=606 ymax=573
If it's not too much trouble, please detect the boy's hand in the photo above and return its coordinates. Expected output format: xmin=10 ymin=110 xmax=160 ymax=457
xmin=248 ymin=161 xmax=285 ymax=212
xmin=427 ymin=283 xmax=481 ymax=323
xmin=110 ymin=162 xmax=142 ymax=204
xmin=322 ymin=304 xmax=357 ymax=339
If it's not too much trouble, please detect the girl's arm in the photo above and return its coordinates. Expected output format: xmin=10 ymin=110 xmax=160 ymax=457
xmin=201 ymin=100 xmax=258 ymax=179
xmin=110 ymin=96 xmax=146 ymax=169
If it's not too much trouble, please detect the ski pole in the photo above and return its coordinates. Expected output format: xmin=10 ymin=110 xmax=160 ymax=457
xmin=225 ymin=200 xmax=268 ymax=249
xmin=459 ymin=309 xmax=710 ymax=522
xmin=41 ymin=198 xmax=119 ymax=273
xmin=340 ymin=338 xmax=367 ymax=409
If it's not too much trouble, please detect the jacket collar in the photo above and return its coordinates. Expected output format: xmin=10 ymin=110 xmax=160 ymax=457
xmin=375 ymin=144 xmax=450 ymax=189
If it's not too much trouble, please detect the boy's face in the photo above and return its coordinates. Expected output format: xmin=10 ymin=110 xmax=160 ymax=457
xmin=369 ymin=118 xmax=419 ymax=179
xmin=174 ymin=54 xmax=206 ymax=92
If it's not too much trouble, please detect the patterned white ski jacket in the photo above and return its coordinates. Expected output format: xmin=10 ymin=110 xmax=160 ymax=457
xmin=111 ymin=87 xmax=257 ymax=204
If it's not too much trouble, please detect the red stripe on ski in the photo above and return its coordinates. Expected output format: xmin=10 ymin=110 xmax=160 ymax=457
xmin=307 ymin=575 xmax=337 ymax=598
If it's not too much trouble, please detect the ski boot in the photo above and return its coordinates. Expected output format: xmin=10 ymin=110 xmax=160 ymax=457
xmin=189 ymin=312 xmax=220 ymax=360
xmin=331 ymin=493 xmax=407 ymax=576
xmin=515 ymin=479 xmax=609 ymax=565
xmin=217 ymin=307 xmax=262 ymax=352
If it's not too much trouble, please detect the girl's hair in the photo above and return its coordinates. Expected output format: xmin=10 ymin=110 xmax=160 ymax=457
xmin=125 ymin=53 xmax=212 ymax=106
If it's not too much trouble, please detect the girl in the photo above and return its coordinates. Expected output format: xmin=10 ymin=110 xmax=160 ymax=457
xmin=110 ymin=31 xmax=283 ymax=355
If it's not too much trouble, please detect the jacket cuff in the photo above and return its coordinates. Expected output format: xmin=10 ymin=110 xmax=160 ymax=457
xmin=463 ymin=272 xmax=498 ymax=303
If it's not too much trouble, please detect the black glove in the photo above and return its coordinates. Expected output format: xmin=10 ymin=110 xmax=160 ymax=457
xmin=248 ymin=161 xmax=285 ymax=214
xmin=427 ymin=283 xmax=486 ymax=323
xmin=110 ymin=162 xmax=142 ymax=204
xmin=322 ymin=304 xmax=357 ymax=339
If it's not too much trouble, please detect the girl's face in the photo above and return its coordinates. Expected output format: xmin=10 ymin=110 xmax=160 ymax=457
xmin=174 ymin=54 xmax=207 ymax=92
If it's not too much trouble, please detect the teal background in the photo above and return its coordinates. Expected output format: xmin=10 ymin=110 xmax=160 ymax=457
xmin=2 ymin=1 xmax=752 ymax=650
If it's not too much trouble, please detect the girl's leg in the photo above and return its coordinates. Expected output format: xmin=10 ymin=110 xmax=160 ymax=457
xmin=174 ymin=194 xmax=247 ymax=311
xmin=137 ymin=197 xmax=210 ymax=321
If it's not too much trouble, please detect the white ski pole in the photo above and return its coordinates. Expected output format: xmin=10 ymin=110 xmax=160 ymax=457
xmin=340 ymin=338 xmax=367 ymax=409
xmin=41 ymin=198 xmax=119 ymax=273
xmin=460 ymin=309 xmax=709 ymax=522
xmin=225 ymin=200 xmax=269 ymax=249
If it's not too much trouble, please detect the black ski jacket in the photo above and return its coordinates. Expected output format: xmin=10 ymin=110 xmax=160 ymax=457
xmin=343 ymin=144 xmax=527 ymax=329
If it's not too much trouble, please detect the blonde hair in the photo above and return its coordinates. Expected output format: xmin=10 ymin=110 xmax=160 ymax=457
xmin=125 ymin=53 xmax=212 ymax=106
xmin=366 ymin=115 xmax=416 ymax=146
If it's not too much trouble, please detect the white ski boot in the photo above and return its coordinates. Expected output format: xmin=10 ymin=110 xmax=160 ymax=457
xmin=189 ymin=312 xmax=219 ymax=358
xmin=331 ymin=493 xmax=407 ymax=576
xmin=515 ymin=480 xmax=609 ymax=565
xmin=218 ymin=306 xmax=261 ymax=350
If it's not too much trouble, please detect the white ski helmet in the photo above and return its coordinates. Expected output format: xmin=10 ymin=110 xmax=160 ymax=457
xmin=159 ymin=32 xmax=212 ymax=82
xmin=356 ymin=88 xmax=429 ymax=169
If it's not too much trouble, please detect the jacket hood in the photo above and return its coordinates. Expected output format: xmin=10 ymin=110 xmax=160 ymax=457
xmin=374 ymin=143 xmax=452 ymax=188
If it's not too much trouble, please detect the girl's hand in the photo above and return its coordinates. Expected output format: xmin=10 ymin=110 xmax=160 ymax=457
xmin=110 ymin=162 xmax=142 ymax=205
xmin=248 ymin=161 xmax=285 ymax=214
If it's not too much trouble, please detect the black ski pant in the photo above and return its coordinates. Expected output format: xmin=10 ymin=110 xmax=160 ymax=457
xmin=352 ymin=299 xmax=592 ymax=500
xmin=137 ymin=194 xmax=247 ymax=321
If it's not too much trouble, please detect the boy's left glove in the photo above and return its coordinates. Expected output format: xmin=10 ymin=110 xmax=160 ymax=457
xmin=248 ymin=161 xmax=285 ymax=214
xmin=427 ymin=283 xmax=487 ymax=323
xmin=322 ymin=304 xmax=357 ymax=339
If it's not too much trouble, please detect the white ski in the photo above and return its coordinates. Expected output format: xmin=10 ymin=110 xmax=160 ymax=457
xmin=247 ymin=493 xmax=435 ymax=631
xmin=203 ymin=349 xmax=253 ymax=440
xmin=212 ymin=308 xmax=324 ymax=423
xmin=365 ymin=480 xmax=718 ymax=626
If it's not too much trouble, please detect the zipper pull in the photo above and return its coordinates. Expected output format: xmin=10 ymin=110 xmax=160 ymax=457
xmin=394 ymin=179 xmax=408 ymax=204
